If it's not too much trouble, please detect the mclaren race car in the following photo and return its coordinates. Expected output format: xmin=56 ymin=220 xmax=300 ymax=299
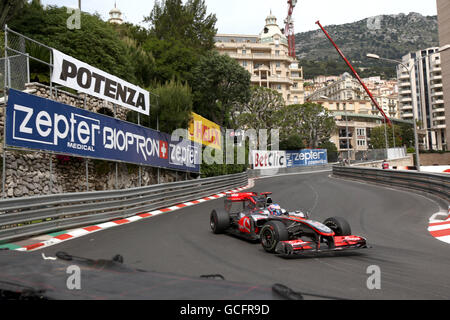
xmin=210 ymin=192 xmax=367 ymax=256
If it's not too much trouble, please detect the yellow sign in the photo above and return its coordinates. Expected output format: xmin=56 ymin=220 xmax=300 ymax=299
xmin=188 ymin=112 xmax=222 ymax=150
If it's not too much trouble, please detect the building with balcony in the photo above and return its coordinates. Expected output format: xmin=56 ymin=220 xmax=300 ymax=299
xmin=306 ymin=98 xmax=410 ymax=158
xmin=437 ymin=0 xmax=450 ymax=151
xmin=214 ymin=13 xmax=304 ymax=105
xmin=397 ymin=47 xmax=447 ymax=150
xmin=306 ymin=73 xmax=368 ymax=101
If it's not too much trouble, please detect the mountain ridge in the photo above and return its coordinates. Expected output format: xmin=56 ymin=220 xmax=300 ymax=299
xmin=295 ymin=12 xmax=439 ymax=79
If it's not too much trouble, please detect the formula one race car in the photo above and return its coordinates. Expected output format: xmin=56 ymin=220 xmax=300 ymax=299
xmin=210 ymin=192 xmax=367 ymax=256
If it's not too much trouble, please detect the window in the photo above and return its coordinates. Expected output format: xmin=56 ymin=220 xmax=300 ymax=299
xmin=356 ymin=128 xmax=366 ymax=137
xmin=275 ymin=50 xmax=280 ymax=56
xmin=242 ymin=49 xmax=247 ymax=55
xmin=357 ymin=139 xmax=366 ymax=147
xmin=242 ymin=61 xmax=247 ymax=67
xmin=276 ymin=62 xmax=281 ymax=68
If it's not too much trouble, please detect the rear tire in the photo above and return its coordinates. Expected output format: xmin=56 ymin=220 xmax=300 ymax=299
xmin=210 ymin=209 xmax=230 ymax=234
xmin=323 ymin=216 xmax=351 ymax=236
xmin=260 ymin=221 xmax=289 ymax=253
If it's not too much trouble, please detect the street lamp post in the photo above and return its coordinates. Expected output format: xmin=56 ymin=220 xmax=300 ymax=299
xmin=366 ymin=44 xmax=450 ymax=172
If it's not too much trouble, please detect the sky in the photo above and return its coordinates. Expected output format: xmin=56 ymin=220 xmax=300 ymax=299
xmin=41 ymin=0 xmax=438 ymax=34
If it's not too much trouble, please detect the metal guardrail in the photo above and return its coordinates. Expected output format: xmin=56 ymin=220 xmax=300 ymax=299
xmin=332 ymin=166 xmax=449 ymax=202
xmin=0 ymin=172 xmax=249 ymax=243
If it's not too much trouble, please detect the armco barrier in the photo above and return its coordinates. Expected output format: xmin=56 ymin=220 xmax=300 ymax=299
xmin=332 ymin=166 xmax=449 ymax=202
xmin=0 ymin=172 xmax=248 ymax=243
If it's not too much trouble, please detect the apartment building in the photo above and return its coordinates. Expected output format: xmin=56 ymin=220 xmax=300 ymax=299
xmin=437 ymin=0 xmax=450 ymax=150
xmin=307 ymin=73 xmax=368 ymax=101
xmin=307 ymin=98 xmax=405 ymax=157
xmin=215 ymin=13 xmax=304 ymax=105
xmin=306 ymin=74 xmax=405 ymax=157
xmin=397 ymin=47 xmax=447 ymax=150
xmin=307 ymin=72 xmax=400 ymax=119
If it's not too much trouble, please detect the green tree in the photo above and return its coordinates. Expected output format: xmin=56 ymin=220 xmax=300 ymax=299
xmin=145 ymin=0 xmax=217 ymax=52
xmin=369 ymin=124 xmax=409 ymax=149
xmin=191 ymin=51 xmax=251 ymax=127
xmin=9 ymin=3 xmax=138 ymax=84
xmin=142 ymin=37 xmax=198 ymax=85
xmin=151 ymin=79 xmax=193 ymax=134
xmin=235 ymin=86 xmax=286 ymax=132
xmin=284 ymin=103 xmax=336 ymax=148
xmin=319 ymin=140 xmax=339 ymax=162
xmin=127 ymin=79 xmax=193 ymax=135
xmin=0 ymin=0 xmax=26 ymax=28
xmin=280 ymin=134 xmax=305 ymax=151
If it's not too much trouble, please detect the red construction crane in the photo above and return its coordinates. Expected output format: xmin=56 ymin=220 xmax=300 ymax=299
xmin=284 ymin=0 xmax=297 ymax=58
xmin=315 ymin=20 xmax=391 ymax=126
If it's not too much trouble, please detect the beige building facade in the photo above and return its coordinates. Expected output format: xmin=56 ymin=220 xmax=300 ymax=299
xmin=215 ymin=14 xmax=304 ymax=105
xmin=309 ymin=98 xmax=407 ymax=156
xmin=437 ymin=0 xmax=450 ymax=151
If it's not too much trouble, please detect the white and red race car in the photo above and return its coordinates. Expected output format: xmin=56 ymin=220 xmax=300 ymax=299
xmin=210 ymin=192 xmax=368 ymax=256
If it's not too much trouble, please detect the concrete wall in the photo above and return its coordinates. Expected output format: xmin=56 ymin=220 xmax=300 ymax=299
xmin=351 ymin=155 xmax=414 ymax=169
xmin=420 ymin=152 xmax=450 ymax=165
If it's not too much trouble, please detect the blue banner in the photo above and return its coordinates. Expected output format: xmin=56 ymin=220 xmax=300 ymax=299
xmin=5 ymin=89 xmax=200 ymax=173
xmin=286 ymin=149 xmax=328 ymax=167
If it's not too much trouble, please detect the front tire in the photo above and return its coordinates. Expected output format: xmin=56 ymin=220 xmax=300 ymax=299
xmin=323 ymin=216 xmax=351 ymax=236
xmin=260 ymin=221 xmax=289 ymax=253
xmin=210 ymin=209 xmax=230 ymax=234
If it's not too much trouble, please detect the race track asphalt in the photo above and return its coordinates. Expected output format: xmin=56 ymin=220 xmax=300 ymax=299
xmin=43 ymin=171 xmax=450 ymax=300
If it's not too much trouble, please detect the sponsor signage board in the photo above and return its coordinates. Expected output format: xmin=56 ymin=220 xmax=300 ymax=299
xmin=252 ymin=150 xmax=287 ymax=169
xmin=51 ymin=49 xmax=150 ymax=115
xmin=188 ymin=112 xmax=222 ymax=150
xmin=5 ymin=89 xmax=200 ymax=173
xmin=286 ymin=149 xmax=328 ymax=167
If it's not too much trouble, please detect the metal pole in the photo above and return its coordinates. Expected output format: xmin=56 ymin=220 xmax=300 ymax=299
xmin=2 ymin=25 xmax=8 ymax=198
xmin=407 ymin=63 xmax=421 ymax=171
xmin=49 ymin=154 xmax=53 ymax=194
xmin=384 ymin=120 xmax=389 ymax=159
xmin=49 ymin=50 xmax=53 ymax=98
xmin=26 ymin=53 xmax=30 ymax=84
xmin=113 ymin=104 xmax=119 ymax=189
xmin=138 ymin=113 xmax=141 ymax=187
xmin=85 ymin=159 xmax=89 ymax=191
xmin=392 ymin=123 xmax=396 ymax=149
xmin=369 ymin=57 xmax=421 ymax=171
xmin=345 ymin=104 xmax=350 ymax=161
xmin=84 ymin=95 xmax=89 ymax=191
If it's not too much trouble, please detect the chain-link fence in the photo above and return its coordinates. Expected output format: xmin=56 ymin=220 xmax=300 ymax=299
xmin=0 ymin=54 xmax=29 ymax=98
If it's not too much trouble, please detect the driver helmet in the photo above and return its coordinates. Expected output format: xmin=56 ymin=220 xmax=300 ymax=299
xmin=268 ymin=204 xmax=283 ymax=216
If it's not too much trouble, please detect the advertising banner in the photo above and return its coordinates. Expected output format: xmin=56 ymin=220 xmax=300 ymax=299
xmin=188 ymin=112 xmax=222 ymax=150
xmin=286 ymin=149 xmax=328 ymax=167
xmin=252 ymin=150 xmax=287 ymax=169
xmin=5 ymin=89 xmax=200 ymax=173
xmin=51 ymin=49 xmax=150 ymax=115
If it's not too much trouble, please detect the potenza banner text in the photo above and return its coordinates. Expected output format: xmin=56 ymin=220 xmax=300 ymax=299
xmin=51 ymin=49 xmax=150 ymax=115
xmin=5 ymin=89 xmax=200 ymax=173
